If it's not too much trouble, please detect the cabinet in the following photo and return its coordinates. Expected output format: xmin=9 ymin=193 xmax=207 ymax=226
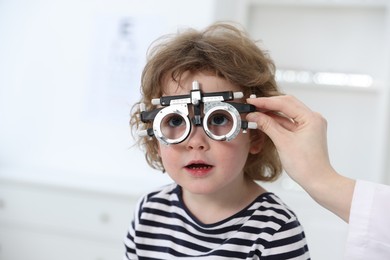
xmin=0 ymin=179 xmax=139 ymax=260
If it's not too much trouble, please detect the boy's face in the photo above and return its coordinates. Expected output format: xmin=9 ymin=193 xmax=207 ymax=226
xmin=157 ymin=71 xmax=263 ymax=196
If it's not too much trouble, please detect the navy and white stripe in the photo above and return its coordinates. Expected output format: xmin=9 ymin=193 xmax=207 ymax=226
xmin=124 ymin=184 xmax=310 ymax=259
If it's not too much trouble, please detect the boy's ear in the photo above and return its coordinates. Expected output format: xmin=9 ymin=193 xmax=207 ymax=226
xmin=249 ymin=130 xmax=265 ymax=155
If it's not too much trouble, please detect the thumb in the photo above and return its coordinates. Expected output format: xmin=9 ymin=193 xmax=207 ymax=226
xmin=246 ymin=112 xmax=287 ymax=143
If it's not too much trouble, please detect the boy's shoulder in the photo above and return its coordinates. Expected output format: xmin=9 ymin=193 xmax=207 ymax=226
xmin=136 ymin=183 xmax=179 ymax=208
xmin=144 ymin=182 xmax=178 ymax=200
xmin=253 ymin=192 xmax=298 ymax=221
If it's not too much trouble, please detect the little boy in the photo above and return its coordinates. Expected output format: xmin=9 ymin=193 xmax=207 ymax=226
xmin=125 ymin=22 xmax=310 ymax=259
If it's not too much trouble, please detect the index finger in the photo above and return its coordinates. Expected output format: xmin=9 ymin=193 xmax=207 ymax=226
xmin=246 ymin=95 xmax=312 ymax=122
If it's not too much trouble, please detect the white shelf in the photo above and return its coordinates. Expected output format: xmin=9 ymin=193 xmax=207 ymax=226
xmin=247 ymin=0 xmax=389 ymax=8
xmin=278 ymin=81 xmax=384 ymax=94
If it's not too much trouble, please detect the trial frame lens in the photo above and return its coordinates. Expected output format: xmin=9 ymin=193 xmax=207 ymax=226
xmin=152 ymin=104 xmax=191 ymax=145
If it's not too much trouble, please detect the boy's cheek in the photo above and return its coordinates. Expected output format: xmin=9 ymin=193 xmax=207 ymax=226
xmin=157 ymin=143 xmax=171 ymax=157
xmin=157 ymin=143 xmax=163 ymax=157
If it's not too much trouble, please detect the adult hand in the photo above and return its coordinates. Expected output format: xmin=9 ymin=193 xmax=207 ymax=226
xmin=246 ymin=95 xmax=331 ymax=184
xmin=246 ymin=95 xmax=355 ymax=222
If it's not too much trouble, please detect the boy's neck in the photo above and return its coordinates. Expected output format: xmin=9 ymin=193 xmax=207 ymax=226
xmin=181 ymin=178 xmax=266 ymax=225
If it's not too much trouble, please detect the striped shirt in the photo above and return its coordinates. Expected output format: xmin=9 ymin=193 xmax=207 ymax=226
xmin=124 ymin=184 xmax=310 ymax=259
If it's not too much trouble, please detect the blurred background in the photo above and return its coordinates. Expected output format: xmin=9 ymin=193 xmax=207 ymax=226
xmin=0 ymin=0 xmax=389 ymax=259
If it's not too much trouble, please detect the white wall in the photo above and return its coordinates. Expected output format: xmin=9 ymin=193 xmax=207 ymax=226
xmin=234 ymin=0 xmax=390 ymax=184
xmin=0 ymin=0 xmax=219 ymax=194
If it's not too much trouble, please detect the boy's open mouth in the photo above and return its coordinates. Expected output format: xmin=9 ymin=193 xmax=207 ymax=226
xmin=185 ymin=163 xmax=213 ymax=170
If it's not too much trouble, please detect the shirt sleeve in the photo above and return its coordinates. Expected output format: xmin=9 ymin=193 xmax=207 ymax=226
xmin=123 ymin=196 xmax=146 ymax=260
xmin=261 ymin=218 xmax=310 ymax=259
xmin=344 ymin=180 xmax=390 ymax=260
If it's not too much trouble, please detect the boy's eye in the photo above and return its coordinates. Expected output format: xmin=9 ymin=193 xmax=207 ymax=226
xmin=209 ymin=114 xmax=229 ymax=126
xmin=168 ymin=115 xmax=185 ymax=127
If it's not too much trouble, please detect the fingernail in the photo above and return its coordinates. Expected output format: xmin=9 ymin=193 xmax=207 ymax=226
xmin=246 ymin=112 xmax=260 ymax=121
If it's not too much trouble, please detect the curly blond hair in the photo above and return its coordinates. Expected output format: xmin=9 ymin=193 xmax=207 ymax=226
xmin=130 ymin=22 xmax=283 ymax=181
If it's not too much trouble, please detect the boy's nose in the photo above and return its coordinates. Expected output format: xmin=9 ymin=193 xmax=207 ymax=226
xmin=185 ymin=125 xmax=210 ymax=150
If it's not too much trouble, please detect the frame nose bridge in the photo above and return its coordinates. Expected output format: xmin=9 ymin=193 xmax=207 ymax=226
xmin=187 ymin=101 xmax=203 ymax=127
